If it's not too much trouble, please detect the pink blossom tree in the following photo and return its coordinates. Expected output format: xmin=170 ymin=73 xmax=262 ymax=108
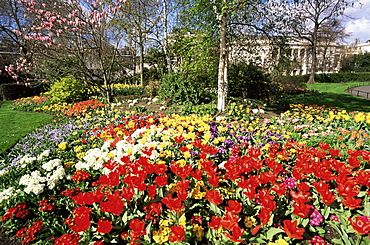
xmin=15 ymin=0 xmax=130 ymax=102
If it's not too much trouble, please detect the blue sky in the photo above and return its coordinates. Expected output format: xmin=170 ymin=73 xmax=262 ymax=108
xmin=345 ymin=0 xmax=370 ymax=44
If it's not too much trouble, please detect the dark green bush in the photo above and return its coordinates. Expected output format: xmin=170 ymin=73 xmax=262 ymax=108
xmin=0 ymin=74 xmax=15 ymax=85
xmin=0 ymin=81 xmax=49 ymax=101
xmin=0 ymin=84 xmax=32 ymax=100
xmin=158 ymin=72 xmax=216 ymax=105
xmin=276 ymin=75 xmax=307 ymax=95
xmin=284 ymin=73 xmax=370 ymax=84
xmin=328 ymin=72 xmax=370 ymax=83
xmin=341 ymin=53 xmax=370 ymax=72
xmin=49 ymin=76 xmax=88 ymax=103
xmin=228 ymin=63 xmax=281 ymax=100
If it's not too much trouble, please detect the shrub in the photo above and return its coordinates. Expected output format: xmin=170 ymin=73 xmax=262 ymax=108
xmin=49 ymin=76 xmax=87 ymax=103
xmin=228 ymin=63 xmax=281 ymax=100
xmin=158 ymin=72 xmax=216 ymax=105
xmin=145 ymin=80 xmax=161 ymax=97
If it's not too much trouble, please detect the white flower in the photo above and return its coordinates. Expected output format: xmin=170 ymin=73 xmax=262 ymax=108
xmin=46 ymin=166 xmax=65 ymax=189
xmin=152 ymin=98 xmax=159 ymax=102
xmin=259 ymin=109 xmax=265 ymax=114
xmin=37 ymin=150 xmax=50 ymax=160
xmin=0 ymin=169 xmax=8 ymax=177
xmin=42 ymin=159 xmax=62 ymax=171
xmin=18 ymin=155 xmax=37 ymax=165
xmin=159 ymin=106 xmax=166 ymax=110
xmin=252 ymin=109 xmax=259 ymax=114
xmin=19 ymin=170 xmax=47 ymax=195
xmin=218 ymin=161 xmax=226 ymax=169
xmin=0 ymin=187 xmax=21 ymax=204
xmin=216 ymin=116 xmax=226 ymax=121
xmin=30 ymin=184 xmax=45 ymax=195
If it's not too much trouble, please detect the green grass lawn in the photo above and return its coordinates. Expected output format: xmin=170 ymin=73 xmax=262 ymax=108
xmin=290 ymin=82 xmax=370 ymax=112
xmin=0 ymin=100 xmax=54 ymax=154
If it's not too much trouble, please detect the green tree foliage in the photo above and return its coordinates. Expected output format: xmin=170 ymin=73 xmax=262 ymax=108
xmin=168 ymin=29 xmax=218 ymax=85
xmin=158 ymin=29 xmax=218 ymax=104
xmin=341 ymin=53 xmax=370 ymax=72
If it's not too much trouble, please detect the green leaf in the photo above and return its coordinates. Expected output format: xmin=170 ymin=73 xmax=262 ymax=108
xmin=341 ymin=227 xmax=354 ymax=245
xmin=143 ymin=221 xmax=152 ymax=243
xmin=316 ymin=227 xmax=325 ymax=236
xmin=363 ymin=200 xmax=370 ymax=216
xmin=267 ymin=213 xmax=275 ymax=226
xmin=323 ymin=205 xmax=331 ymax=219
xmin=121 ymin=211 xmax=128 ymax=224
xmin=332 ymin=238 xmax=343 ymax=244
xmin=209 ymin=203 xmax=222 ymax=216
xmin=266 ymin=227 xmax=284 ymax=240
xmin=300 ymin=217 xmax=309 ymax=227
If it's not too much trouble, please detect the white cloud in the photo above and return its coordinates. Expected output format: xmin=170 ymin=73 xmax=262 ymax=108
xmin=345 ymin=0 xmax=370 ymax=43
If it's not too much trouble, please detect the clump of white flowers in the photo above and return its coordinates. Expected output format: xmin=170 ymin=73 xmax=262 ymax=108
xmin=18 ymin=154 xmax=37 ymax=168
xmin=18 ymin=156 xmax=66 ymax=195
xmin=37 ymin=149 xmax=51 ymax=160
xmin=19 ymin=170 xmax=46 ymax=195
xmin=0 ymin=187 xmax=21 ymax=205
xmin=42 ymin=159 xmax=62 ymax=171
xmin=74 ymin=125 xmax=174 ymax=175
xmin=46 ymin=165 xmax=65 ymax=189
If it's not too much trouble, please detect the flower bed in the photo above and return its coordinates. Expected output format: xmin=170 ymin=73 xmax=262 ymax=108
xmin=0 ymin=101 xmax=369 ymax=244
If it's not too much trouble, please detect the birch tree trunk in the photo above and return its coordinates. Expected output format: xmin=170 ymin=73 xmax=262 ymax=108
xmin=217 ymin=9 xmax=228 ymax=111
xmin=161 ymin=0 xmax=171 ymax=72
xmin=308 ymin=26 xmax=318 ymax=84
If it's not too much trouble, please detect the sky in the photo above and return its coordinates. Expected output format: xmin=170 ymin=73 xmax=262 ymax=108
xmin=345 ymin=0 xmax=370 ymax=44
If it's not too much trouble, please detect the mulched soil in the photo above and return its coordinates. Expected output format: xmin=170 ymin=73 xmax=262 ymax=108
xmin=0 ymin=224 xmax=22 ymax=245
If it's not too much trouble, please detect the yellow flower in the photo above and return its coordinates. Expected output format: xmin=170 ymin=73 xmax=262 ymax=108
xmin=192 ymin=187 xmax=206 ymax=199
xmin=58 ymin=142 xmax=68 ymax=150
xmin=76 ymin=152 xmax=86 ymax=159
xmin=179 ymin=215 xmax=186 ymax=226
xmin=193 ymin=224 xmax=204 ymax=241
xmin=275 ymin=238 xmax=289 ymax=245
xmin=183 ymin=151 xmax=191 ymax=159
xmin=176 ymin=159 xmax=187 ymax=167
xmin=107 ymin=152 xmax=115 ymax=158
xmin=244 ymin=216 xmax=256 ymax=228
xmin=354 ymin=112 xmax=366 ymax=122
xmin=64 ymin=161 xmax=74 ymax=170
xmin=152 ymin=230 xmax=169 ymax=244
xmin=159 ymin=219 xmax=172 ymax=227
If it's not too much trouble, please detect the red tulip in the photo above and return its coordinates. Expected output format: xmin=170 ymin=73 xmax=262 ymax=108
xmin=348 ymin=216 xmax=370 ymax=235
xmin=225 ymin=200 xmax=242 ymax=215
xmin=282 ymin=220 xmax=305 ymax=239
xmin=225 ymin=225 xmax=244 ymax=242
xmin=168 ymin=225 xmax=185 ymax=242
xmin=209 ymin=216 xmax=222 ymax=230
xmin=221 ymin=211 xmax=239 ymax=231
xmin=97 ymin=219 xmax=112 ymax=233
xmin=129 ymin=219 xmax=146 ymax=237
xmin=206 ymin=189 xmax=223 ymax=205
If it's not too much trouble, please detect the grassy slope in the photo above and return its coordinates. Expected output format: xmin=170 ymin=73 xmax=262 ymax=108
xmin=0 ymin=101 xmax=54 ymax=154
xmin=290 ymin=82 xmax=370 ymax=112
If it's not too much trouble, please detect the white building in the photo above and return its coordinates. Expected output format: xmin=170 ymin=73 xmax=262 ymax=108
xmin=229 ymin=37 xmax=370 ymax=75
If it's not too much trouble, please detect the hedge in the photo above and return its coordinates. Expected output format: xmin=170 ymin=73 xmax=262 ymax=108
xmin=0 ymin=83 xmax=49 ymax=101
xmin=284 ymin=72 xmax=370 ymax=84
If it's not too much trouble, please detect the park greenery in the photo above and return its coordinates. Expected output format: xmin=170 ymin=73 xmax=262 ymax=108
xmin=0 ymin=80 xmax=370 ymax=244
xmin=0 ymin=0 xmax=363 ymax=108
xmin=1 ymin=0 xmax=370 ymax=244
